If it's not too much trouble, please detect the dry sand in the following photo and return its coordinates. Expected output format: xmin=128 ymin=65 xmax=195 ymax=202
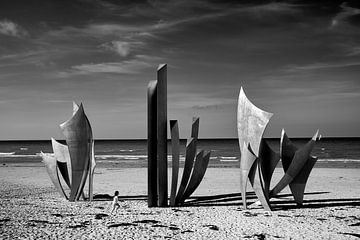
xmin=0 ymin=166 xmax=359 ymax=239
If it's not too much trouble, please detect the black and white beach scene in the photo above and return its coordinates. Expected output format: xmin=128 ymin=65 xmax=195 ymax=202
xmin=0 ymin=1 xmax=359 ymax=239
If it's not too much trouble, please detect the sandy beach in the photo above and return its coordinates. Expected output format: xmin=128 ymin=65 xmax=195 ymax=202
xmin=0 ymin=165 xmax=359 ymax=239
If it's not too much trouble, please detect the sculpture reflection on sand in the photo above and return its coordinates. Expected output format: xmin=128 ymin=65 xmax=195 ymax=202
xmin=238 ymin=87 xmax=319 ymax=210
xmin=41 ymin=102 xmax=95 ymax=202
xmin=147 ymin=64 xmax=211 ymax=207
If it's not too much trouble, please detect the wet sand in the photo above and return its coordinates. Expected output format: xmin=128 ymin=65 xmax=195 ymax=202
xmin=0 ymin=166 xmax=359 ymax=239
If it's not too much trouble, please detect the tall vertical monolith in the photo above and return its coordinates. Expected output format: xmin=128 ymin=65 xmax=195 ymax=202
xmin=147 ymin=81 xmax=158 ymax=207
xmin=157 ymin=64 xmax=168 ymax=207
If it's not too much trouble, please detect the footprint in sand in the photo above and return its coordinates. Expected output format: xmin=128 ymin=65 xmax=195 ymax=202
xmin=243 ymin=211 xmax=258 ymax=217
xmin=107 ymin=222 xmax=137 ymax=228
xmin=203 ymin=224 xmax=219 ymax=231
xmin=133 ymin=219 xmax=159 ymax=224
xmin=94 ymin=213 xmax=109 ymax=220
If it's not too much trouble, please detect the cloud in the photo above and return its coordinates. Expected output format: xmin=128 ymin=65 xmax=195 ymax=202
xmin=284 ymin=61 xmax=360 ymax=72
xmin=191 ymin=102 xmax=233 ymax=110
xmin=100 ymin=41 xmax=131 ymax=57
xmin=330 ymin=3 xmax=360 ymax=28
xmin=346 ymin=46 xmax=360 ymax=56
xmin=151 ymin=2 xmax=298 ymax=31
xmin=100 ymin=40 xmax=147 ymax=57
xmin=58 ymin=57 xmax=155 ymax=77
xmin=0 ymin=19 xmax=28 ymax=37
xmin=72 ymin=61 xmax=149 ymax=74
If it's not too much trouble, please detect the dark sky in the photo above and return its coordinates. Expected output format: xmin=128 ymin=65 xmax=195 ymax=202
xmin=0 ymin=0 xmax=359 ymax=139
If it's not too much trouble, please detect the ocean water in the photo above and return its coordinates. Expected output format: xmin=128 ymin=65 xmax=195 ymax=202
xmin=0 ymin=138 xmax=359 ymax=168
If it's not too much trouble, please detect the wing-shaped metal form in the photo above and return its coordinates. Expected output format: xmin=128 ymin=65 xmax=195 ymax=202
xmin=72 ymin=101 xmax=79 ymax=115
xmin=51 ymin=138 xmax=72 ymax=185
xmin=279 ymin=129 xmax=297 ymax=171
xmin=175 ymin=117 xmax=200 ymax=204
xmin=88 ymin=139 xmax=95 ymax=201
xmin=240 ymin=142 xmax=257 ymax=209
xmin=271 ymin=130 xmax=318 ymax=197
xmin=191 ymin=117 xmax=199 ymax=140
xmin=170 ymin=120 xmax=180 ymax=207
xmin=147 ymin=80 xmax=158 ymax=207
xmin=181 ymin=151 xmax=211 ymax=202
xmin=56 ymin=161 xmax=71 ymax=189
xmin=60 ymin=104 xmax=92 ymax=201
xmin=237 ymin=87 xmax=273 ymax=209
xmin=237 ymin=87 xmax=273 ymax=157
xmin=72 ymin=101 xmax=95 ymax=200
xmin=258 ymin=139 xmax=280 ymax=198
xmin=168 ymin=117 xmax=211 ymax=206
xmin=248 ymin=158 xmax=271 ymax=211
xmin=40 ymin=152 xmax=68 ymax=199
xmin=175 ymin=138 xmax=196 ymax=205
xmin=290 ymin=156 xmax=318 ymax=205
xmin=82 ymin=107 xmax=96 ymax=201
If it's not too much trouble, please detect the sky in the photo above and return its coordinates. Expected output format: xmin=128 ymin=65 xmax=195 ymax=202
xmin=0 ymin=0 xmax=359 ymax=140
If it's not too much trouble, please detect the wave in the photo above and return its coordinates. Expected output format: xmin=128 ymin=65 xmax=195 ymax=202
xmin=0 ymin=154 xmax=39 ymax=158
xmin=0 ymin=152 xmax=15 ymax=155
xmin=96 ymin=155 xmax=147 ymax=160
xmin=317 ymin=159 xmax=360 ymax=162
xmin=0 ymin=152 xmax=358 ymax=164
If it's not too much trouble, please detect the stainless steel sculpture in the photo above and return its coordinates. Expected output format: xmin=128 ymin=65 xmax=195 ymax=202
xmin=147 ymin=64 xmax=168 ymax=207
xmin=237 ymin=87 xmax=273 ymax=210
xmin=157 ymin=64 xmax=168 ymax=207
xmin=40 ymin=152 xmax=68 ymax=199
xmin=51 ymin=138 xmax=71 ymax=187
xmin=170 ymin=120 xmax=180 ymax=207
xmin=258 ymin=139 xmax=280 ymax=199
xmin=237 ymin=87 xmax=273 ymax=156
xmin=181 ymin=151 xmax=211 ymax=202
xmin=147 ymin=80 xmax=158 ymax=207
xmin=43 ymin=102 xmax=95 ymax=202
xmin=147 ymin=65 xmax=211 ymax=207
xmin=172 ymin=118 xmax=211 ymax=206
xmin=270 ymin=129 xmax=319 ymax=205
xmin=237 ymin=87 xmax=319 ymax=210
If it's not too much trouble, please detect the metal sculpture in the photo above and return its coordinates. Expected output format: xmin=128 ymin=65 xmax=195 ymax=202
xmin=170 ymin=120 xmax=180 ymax=206
xmin=172 ymin=118 xmax=211 ymax=206
xmin=147 ymin=80 xmax=158 ymax=207
xmin=237 ymin=87 xmax=273 ymax=210
xmin=51 ymin=138 xmax=71 ymax=187
xmin=270 ymin=129 xmax=319 ymax=205
xmin=147 ymin=65 xmax=211 ymax=207
xmin=237 ymin=87 xmax=319 ymax=210
xmin=258 ymin=139 xmax=280 ymax=199
xmin=43 ymin=102 xmax=95 ymax=202
xmin=180 ymin=151 xmax=211 ymax=202
xmin=40 ymin=152 xmax=68 ymax=199
xmin=147 ymin=64 xmax=168 ymax=207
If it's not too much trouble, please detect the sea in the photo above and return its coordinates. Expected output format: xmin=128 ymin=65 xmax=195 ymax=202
xmin=0 ymin=138 xmax=359 ymax=168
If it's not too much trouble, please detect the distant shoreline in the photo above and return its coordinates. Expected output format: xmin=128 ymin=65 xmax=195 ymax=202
xmin=0 ymin=137 xmax=360 ymax=142
xmin=1 ymin=159 xmax=359 ymax=169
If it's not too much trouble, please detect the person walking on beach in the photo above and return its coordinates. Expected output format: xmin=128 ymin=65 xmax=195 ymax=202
xmin=110 ymin=191 xmax=120 ymax=215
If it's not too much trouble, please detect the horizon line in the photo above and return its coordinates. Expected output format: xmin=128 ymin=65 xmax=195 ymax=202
xmin=0 ymin=136 xmax=359 ymax=141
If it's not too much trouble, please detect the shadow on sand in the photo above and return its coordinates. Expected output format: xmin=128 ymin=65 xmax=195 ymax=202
xmin=92 ymin=191 xmax=360 ymax=211
xmin=93 ymin=194 xmax=147 ymax=201
xmin=184 ymin=191 xmax=360 ymax=210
